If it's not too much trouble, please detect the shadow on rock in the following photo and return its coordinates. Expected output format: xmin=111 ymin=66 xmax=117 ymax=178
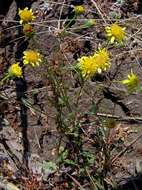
xmin=114 ymin=174 xmax=142 ymax=190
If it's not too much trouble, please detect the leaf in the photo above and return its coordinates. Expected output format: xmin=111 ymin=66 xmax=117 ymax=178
xmin=64 ymin=159 xmax=77 ymax=166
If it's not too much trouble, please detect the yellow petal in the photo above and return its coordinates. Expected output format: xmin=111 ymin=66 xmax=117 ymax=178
xmin=110 ymin=36 xmax=115 ymax=44
xmin=107 ymin=33 xmax=112 ymax=36
xmin=97 ymin=68 xmax=102 ymax=73
xmin=20 ymin=20 xmax=23 ymax=24
xmin=121 ymin=79 xmax=129 ymax=84
xmin=23 ymin=60 xmax=29 ymax=64
xmin=105 ymin=26 xmax=111 ymax=30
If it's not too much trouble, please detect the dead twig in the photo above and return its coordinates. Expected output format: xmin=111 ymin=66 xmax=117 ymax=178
xmin=90 ymin=0 xmax=107 ymax=24
xmin=97 ymin=112 xmax=142 ymax=123
xmin=66 ymin=173 xmax=86 ymax=190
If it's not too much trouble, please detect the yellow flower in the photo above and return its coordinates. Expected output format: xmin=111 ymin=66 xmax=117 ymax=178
xmin=18 ymin=7 xmax=35 ymax=24
xmin=105 ymin=23 xmax=125 ymax=44
xmin=8 ymin=63 xmax=22 ymax=78
xmin=74 ymin=5 xmax=85 ymax=15
xmin=77 ymin=48 xmax=110 ymax=79
xmin=77 ymin=55 xmax=97 ymax=79
xmin=23 ymin=24 xmax=34 ymax=33
xmin=121 ymin=70 xmax=139 ymax=92
xmin=23 ymin=24 xmax=35 ymax=37
xmin=23 ymin=50 xmax=42 ymax=67
xmin=93 ymin=48 xmax=110 ymax=73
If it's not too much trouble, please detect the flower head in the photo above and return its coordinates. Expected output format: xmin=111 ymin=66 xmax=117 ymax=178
xmin=23 ymin=24 xmax=34 ymax=37
xmin=23 ymin=24 xmax=34 ymax=33
xmin=18 ymin=7 xmax=35 ymax=24
xmin=74 ymin=5 xmax=85 ymax=15
xmin=105 ymin=118 xmax=117 ymax=129
xmin=77 ymin=56 xmax=97 ymax=79
xmin=121 ymin=70 xmax=139 ymax=92
xmin=23 ymin=50 xmax=42 ymax=67
xmin=8 ymin=63 xmax=22 ymax=78
xmin=77 ymin=48 xmax=110 ymax=79
xmin=93 ymin=48 xmax=110 ymax=73
xmin=105 ymin=23 xmax=125 ymax=44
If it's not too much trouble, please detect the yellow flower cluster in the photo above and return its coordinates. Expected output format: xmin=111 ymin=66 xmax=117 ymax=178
xmin=105 ymin=23 xmax=125 ymax=44
xmin=7 ymin=7 xmax=42 ymax=79
xmin=77 ymin=48 xmax=110 ymax=79
xmin=18 ymin=7 xmax=35 ymax=37
xmin=3 ymin=6 xmax=129 ymax=87
xmin=7 ymin=50 xmax=42 ymax=79
xmin=76 ymin=22 xmax=128 ymax=85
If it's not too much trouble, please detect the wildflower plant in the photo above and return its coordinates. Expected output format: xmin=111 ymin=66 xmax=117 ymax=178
xmin=1 ymin=2 xmax=142 ymax=190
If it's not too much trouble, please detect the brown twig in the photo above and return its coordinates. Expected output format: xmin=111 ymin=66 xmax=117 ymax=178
xmin=66 ymin=173 xmax=86 ymax=190
xmin=90 ymin=0 xmax=107 ymax=24
xmin=97 ymin=112 xmax=142 ymax=123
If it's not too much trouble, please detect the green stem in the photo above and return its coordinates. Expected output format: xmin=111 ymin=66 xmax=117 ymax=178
xmin=64 ymin=14 xmax=77 ymax=30
xmin=0 ymin=74 xmax=9 ymax=85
